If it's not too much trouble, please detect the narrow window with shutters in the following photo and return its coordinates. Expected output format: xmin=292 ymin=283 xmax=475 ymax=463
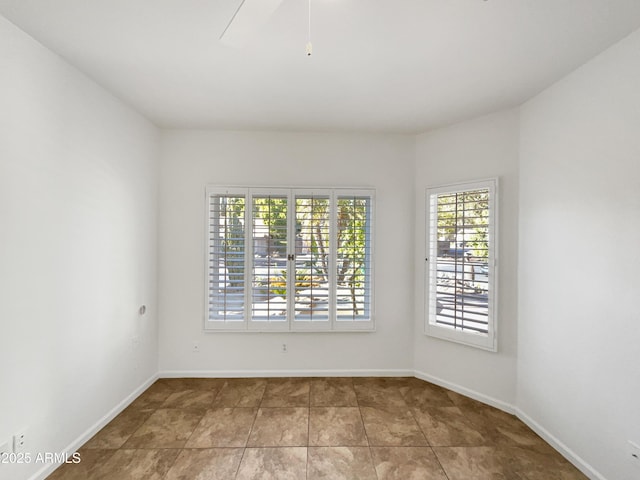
xmin=206 ymin=190 xmax=247 ymax=327
xmin=294 ymin=192 xmax=331 ymax=325
xmin=336 ymin=194 xmax=373 ymax=325
xmin=250 ymin=191 xmax=289 ymax=327
xmin=425 ymin=179 xmax=498 ymax=351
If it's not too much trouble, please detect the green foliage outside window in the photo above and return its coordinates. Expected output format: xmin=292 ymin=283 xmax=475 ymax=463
xmin=436 ymin=189 xmax=489 ymax=259
xmin=252 ymin=196 xmax=370 ymax=315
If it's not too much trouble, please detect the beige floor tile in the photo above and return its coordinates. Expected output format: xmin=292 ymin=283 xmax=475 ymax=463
xmin=310 ymin=378 xmax=358 ymax=406
xmin=411 ymin=405 xmax=487 ymax=446
xmin=215 ymin=378 xmax=267 ymax=407
xmin=84 ymin=408 xmax=154 ymax=449
xmin=309 ymin=407 xmax=368 ymax=446
xmin=158 ymin=378 xmax=223 ymax=392
xmin=236 ymin=447 xmax=307 ymax=480
xmin=261 ymin=378 xmax=310 ymax=407
xmin=434 ymin=445 xmax=587 ymax=480
xmin=507 ymin=446 xmax=587 ymax=480
xmin=354 ymin=384 xmax=407 ymax=408
xmin=164 ymin=448 xmax=244 ymax=480
xmin=123 ymin=409 xmax=204 ymax=449
xmin=186 ymin=408 xmax=258 ymax=448
xmin=462 ymin=405 xmax=552 ymax=453
xmin=447 ymin=390 xmax=489 ymax=410
xmin=47 ymin=449 xmax=116 ymax=480
xmin=398 ymin=382 xmax=456 ymax=409
xmin=90 ymin=448 xmax=180 ymax=480
xmin=127 ymin=382 xmax=174 ymax=410
xmin=307 ymin=446 xmax=377 ymax=480
xmin=352 ymin=377 xmax=411 ymax=388
xmin=247 ymin=407 xmax=309 ymax=447
xmin=371 ymin=446 xmax=449 ymax=480
xmin=433 ymin=446 xmax=515 ymax=480
xmin=160 ymin=389 xmax=216 ymax=411
xmin=360 ymin=406 xmax=428 ymax=446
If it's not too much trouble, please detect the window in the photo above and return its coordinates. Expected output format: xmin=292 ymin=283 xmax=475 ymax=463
xmin=425 ymin=179 xmax=498 ymax=351
xmin=206 ymin=186 xmax=374 ymax=331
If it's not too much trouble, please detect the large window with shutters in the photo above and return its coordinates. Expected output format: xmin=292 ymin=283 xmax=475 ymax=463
xmin=206 ymin=186 xmax=374 ymax=331
xmin=425 ymin=179 xmax=498 ymax=351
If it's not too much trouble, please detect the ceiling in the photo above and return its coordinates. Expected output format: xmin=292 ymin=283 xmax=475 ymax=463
xmin=2 ymin=0 xmax=640 ymax=133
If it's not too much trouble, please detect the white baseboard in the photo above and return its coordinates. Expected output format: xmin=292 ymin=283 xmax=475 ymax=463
xmin=30 ymin=373 xmax=159 ymax=480
xmin=159 ymin=368 xmax=415 ymax=378
xmin=515 ymin=408 xmax=605 ymax=480
xmin=413 ymin=369 xmax=515 ymax=414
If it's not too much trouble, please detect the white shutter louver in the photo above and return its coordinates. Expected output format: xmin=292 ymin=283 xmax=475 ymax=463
xmin=294 ymin=193 xmax=331 ymax=323
xmin=207 ymin=191 xmax=247 ymax=324
xmin=250 ymin=192 xmax=289 ymax=324
xmin=336 ymin=194 xmax=373 ymax=323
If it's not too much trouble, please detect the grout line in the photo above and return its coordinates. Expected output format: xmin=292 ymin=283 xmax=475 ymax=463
xmin=245 ymin=404 xmax=261 ymax=450
xmin=353 ymin=377 xmax=378 ymax=478
xmin=234 ymin=383 xmax=263 ymax=479
xmin=212 ymin=379 xmax=225 ymax=406
xmin=181 ymin=393 xmax=214 ymax=449
xmin=404 ymin=397 xmax=430 ymax=448
xmin=367 ymin=443 xmax=380 ymax=480
xmin=234 ymin=447 xmax=248 ymax=479
xmin=159 ymin=448 xmax=183 ymax=480
xmin=257 ymin=378 xmax=268 ymax=409
xmin=430 ymin=446 xmax=452 ymax=480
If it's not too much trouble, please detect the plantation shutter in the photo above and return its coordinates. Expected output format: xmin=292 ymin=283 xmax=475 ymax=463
xmin=205 ymin=186 xmax=375 ymax=331
xmin=206 ymin=189 xmax=247 ymax=327
xmin=250 ymin=190 xmax=289 ymax=327
xmin=426 ymin=179 xmax=497 ymax=351
xmin=293 ymin=191 xmax=332 ymax=326
xmin=335 ymin=193 xmax=373 ymax=324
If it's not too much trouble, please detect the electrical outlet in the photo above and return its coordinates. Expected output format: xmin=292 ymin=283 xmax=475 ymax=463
xmin=13 ymin=430 xmax=27 ymax=454
xmin=629 ymin=441 xmax=640 ymax=469
xmin=281 ymin=343 xmax=287 ymax=353
xmin=0 ymin=439 xmax=11 ymax=455
xmin=193 ymin=341 xmax=200 ymax=353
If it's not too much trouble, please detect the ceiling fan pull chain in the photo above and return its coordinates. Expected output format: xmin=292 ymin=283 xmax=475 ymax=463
xmin=306 ymin=0 xmax=312 ymax=56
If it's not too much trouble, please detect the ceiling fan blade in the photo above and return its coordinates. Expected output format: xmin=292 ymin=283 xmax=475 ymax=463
xmin=220 ymin=0 xmax=285 ymax=47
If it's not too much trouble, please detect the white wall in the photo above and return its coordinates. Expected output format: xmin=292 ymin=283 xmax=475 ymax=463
xmin=518 ymin=29 xmax=640 ymax=480
xmin=0 ymin=17 xmax=159 ymax=480
xmin=158 ymin=130 xmax=415 ymax=375
xmin=413 ymin=110 xmax=519 ymax=408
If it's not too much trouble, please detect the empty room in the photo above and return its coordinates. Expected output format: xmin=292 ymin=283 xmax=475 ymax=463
xmin=1 ymin=1 xmax=639 ymax=479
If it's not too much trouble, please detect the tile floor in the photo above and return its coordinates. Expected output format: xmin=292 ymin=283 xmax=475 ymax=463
xmin=47 ymin=377 xmax=587 ymax=479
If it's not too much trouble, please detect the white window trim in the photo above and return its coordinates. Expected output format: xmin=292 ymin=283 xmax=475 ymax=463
xmin=424 ymin=178 xmax=498 ymax=352
xmin=204 ymin=185 xmax=375 ymax=333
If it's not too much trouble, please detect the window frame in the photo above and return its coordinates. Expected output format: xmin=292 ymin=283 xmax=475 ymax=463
xmin=204 ymin=185 xmax=375 ymax=332
xmin=424 ymin=178 xmax=498 ymax=351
